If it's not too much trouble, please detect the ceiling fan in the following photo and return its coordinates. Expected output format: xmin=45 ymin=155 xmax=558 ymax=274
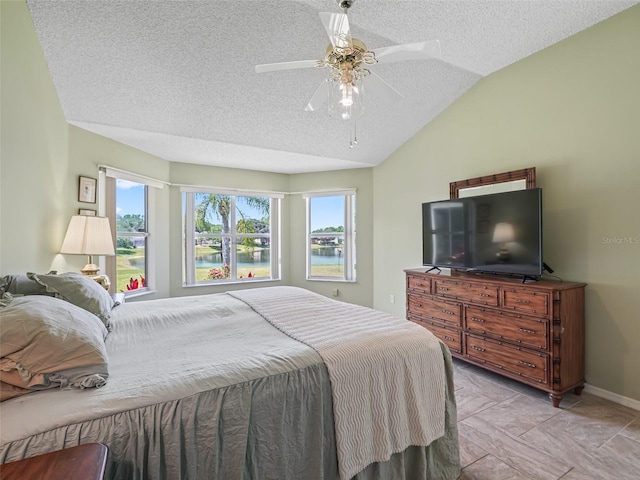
xmin=255 ymin=0 xmax=441 ymax=147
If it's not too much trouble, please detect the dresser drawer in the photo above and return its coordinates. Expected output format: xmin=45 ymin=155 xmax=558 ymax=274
xmin=502 ymin=288 xmax=550 ymax=316
xmin=407 ymin=275 xmax=431 ymax=295
xmin=433 ymin=278 xmax=499 ymax=306
xmin=407 ymin=294 xmax=462 ymax=327
xmin=410 ymin=318 xmax=462 ymax=354
xmin=465 ymin=306 xmax=549 ymax=349
xmin=465 ymin=334 xmax=549 ymax=384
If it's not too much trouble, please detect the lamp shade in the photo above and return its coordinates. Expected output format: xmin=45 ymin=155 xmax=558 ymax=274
xmin=492 ymin=222 xmax=515 ymax=244
xmin=60 ymin=215 xmax=115 ymax=256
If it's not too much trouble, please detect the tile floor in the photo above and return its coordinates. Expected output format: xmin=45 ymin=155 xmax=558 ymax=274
xmin=453 ymin=360 xmax=640 ymax=480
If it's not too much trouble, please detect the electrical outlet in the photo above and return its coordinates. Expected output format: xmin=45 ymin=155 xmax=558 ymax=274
xmin=331 ymin=288 xmax=339 ymax=297
xmin=390 ymin=294 xmax=395 ymax=304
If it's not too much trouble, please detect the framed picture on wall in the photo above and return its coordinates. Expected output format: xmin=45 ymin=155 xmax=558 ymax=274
xmin=78 ymin=208 xmax=96 ymax=216
xmin=79 ymin=176 xmax=97 ymax=203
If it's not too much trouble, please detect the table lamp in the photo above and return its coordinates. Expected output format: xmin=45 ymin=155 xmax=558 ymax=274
xmin=60 ymin=215 xmax=115 ymax=275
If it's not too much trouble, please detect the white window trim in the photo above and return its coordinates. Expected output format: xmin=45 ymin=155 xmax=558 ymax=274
xmin=182 ymin=189 xmax=281 ymax=286
xmin=99 ymin=168 xmax=158 ymax=297
xmin=306 ymin=190 xmax=356 ymax=282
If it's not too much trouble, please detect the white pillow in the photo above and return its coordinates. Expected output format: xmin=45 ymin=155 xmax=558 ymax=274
xmin=0 ymin=295 xmax=109 ymax=401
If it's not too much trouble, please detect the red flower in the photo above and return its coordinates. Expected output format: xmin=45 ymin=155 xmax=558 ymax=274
xmin=126 ymin=275 xmax=145 ymax=290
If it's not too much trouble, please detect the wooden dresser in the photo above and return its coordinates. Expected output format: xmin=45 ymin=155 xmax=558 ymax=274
xmin=406 ymin=269 xmax=586 ymax=407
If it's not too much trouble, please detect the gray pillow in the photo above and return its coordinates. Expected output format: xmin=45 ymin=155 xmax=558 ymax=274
xmin=0 ymin=295 xmax=109 ymax=401
xmin=28 ymin=272 xmax=115 ymax=331
xmin=0 ymin=271 xmax=57 ymax=296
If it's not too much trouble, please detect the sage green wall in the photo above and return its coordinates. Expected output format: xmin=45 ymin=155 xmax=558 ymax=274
xmin=1 ymin=0 xmax=69 ymax=274
xmin=0 ymin=1 xmax=173 ymax=298
xmin=372 ymin=6 xmax=640 ymax=402
xmin=289 ymin=168 xmax=374 ymax=307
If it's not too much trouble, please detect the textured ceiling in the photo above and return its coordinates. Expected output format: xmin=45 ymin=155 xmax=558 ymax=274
xmin=27 ymin=0 xmax=637 ymax=174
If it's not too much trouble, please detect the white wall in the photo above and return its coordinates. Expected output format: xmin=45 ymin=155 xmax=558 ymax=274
xmin=372 ymin=5 xmax=640 ymax=402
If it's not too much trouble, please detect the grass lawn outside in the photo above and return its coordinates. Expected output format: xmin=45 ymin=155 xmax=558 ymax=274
xmin=115 ymin=244 xmax=346 ymax=289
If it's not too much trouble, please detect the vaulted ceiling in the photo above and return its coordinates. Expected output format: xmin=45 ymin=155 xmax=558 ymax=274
xmin=27 ymin=0 xmax=638 ymax=174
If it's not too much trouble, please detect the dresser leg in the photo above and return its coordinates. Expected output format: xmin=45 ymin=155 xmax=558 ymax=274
xmin=549 ymin=393 xmax=562 ymax=408
xmin=574 ymin=385 xmax=584 ymax=396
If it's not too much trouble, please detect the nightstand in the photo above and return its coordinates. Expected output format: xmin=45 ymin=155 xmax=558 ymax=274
xmin=0 ymin=443 xmax=107 ymax=480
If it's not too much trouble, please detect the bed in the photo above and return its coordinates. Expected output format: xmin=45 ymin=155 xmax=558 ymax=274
xmin=0 ymin=279 xmax=459 ymax=480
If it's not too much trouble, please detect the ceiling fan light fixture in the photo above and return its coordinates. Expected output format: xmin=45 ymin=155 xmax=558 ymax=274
xmin=254 ymin=0 xmax=441 ymax=148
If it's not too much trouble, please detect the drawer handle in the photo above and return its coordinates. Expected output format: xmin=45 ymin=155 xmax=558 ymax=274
xmin=443 ymin=336 xmax=455 ymax=342
xmin=518 ymin=327 xmax=536 ymax=334
xmin=439 ymin=287 xmax=449 ymax=291
xmin=519 ymin=360 xmax=536 ymax=368
xmin=416 ymin=282 xmax=424 ymax=287
xmin=471 ymin=317 xmax=485 ymax=323
xmin=515 ymin=299 xmax=531 ymax=304
xmin=478 ymin=293 xmax=491 ymax=297
xmin=471 ymin=345 xmax=485 ymax=352
xmin=441 ymin=309 xmax=456 ymax=316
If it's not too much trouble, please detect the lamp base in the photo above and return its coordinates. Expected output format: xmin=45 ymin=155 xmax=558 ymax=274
xmin=496 ymin=247 xmax=511 ymax=263
xmin=81 ymin=263 xmax=100 ymax=276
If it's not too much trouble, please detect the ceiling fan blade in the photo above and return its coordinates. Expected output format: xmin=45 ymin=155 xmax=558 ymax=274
xmin=373 ymin=40 xmax=441 ymax=64
xmin=319 ymin=12 xmax=352 ymax=51
xmin=365 ymin=72 xmax=403 ymax=103
xmin=305 ymin=81 xmax=329 ymax=112
xmin=255 ymin=59 xmax=319 ymax=74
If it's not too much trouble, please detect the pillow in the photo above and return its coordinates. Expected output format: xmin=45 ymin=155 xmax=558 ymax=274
xmin=0 ymin=295 xmax=109 ymax=401
xmin=0 ymin=271 xmax=57 ymax=296
xmin=28 ymin=272 xmax=115 ymax=331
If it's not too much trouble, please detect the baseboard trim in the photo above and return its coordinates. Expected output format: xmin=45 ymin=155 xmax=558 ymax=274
xmin=584 ymin=384 xmax=640 ymax=411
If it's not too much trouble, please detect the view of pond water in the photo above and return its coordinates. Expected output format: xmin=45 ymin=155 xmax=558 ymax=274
xmin=196 ymin=246 xmax=342 ymax=267
xmin=128 ymin=247 xmax=343 ymax=269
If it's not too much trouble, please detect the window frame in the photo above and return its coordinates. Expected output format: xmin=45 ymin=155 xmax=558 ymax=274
xmin=304 ymin=190 xmax=356 ymax=282
xmin=182 ymin=188 xmax=282 ymax=286
xmin=99 ymin=168 xmax=159 ymax=298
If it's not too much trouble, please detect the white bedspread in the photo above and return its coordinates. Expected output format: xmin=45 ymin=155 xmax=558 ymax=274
xmin=0 ymin=293 xmax=320 ymax=446
xmin=230 ymin=287 xmax=447 ymax=480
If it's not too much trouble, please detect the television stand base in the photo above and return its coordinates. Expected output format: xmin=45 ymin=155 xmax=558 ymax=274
xmin=521 ymin=275 xmax=539 ymax=284
xmin=425 ymin=266 xmax=441 ymax=274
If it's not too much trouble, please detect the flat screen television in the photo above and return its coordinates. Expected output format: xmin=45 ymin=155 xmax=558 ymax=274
xmin=422 ymin=188 xmax=543 ymax=279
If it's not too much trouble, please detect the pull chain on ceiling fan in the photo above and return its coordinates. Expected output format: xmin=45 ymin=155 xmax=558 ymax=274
xmin=255 ymin=0 xmax=441 ymax=148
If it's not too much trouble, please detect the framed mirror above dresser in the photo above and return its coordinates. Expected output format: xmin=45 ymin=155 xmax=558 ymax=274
xmin=449 ymin=167 xmax=536 ymax=199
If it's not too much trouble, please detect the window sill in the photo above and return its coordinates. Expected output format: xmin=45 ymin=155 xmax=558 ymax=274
xmin=306 ymin=278 xmax=357 ymax=283
xmin=121 ymin=289 xmax=156 ymax=300
xmin=182 ymin=278 xmax=281 ymax=288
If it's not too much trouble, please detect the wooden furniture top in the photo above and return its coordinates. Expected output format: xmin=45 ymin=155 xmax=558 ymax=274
xmin=1 ymin=443 xmax=107 ymax=480
xmin=405 ymin=268 xmax=587 ymax=291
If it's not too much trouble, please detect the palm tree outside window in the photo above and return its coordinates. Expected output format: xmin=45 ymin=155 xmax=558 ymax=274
xmin=182 ymin=189 xmax=281 ymax=285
